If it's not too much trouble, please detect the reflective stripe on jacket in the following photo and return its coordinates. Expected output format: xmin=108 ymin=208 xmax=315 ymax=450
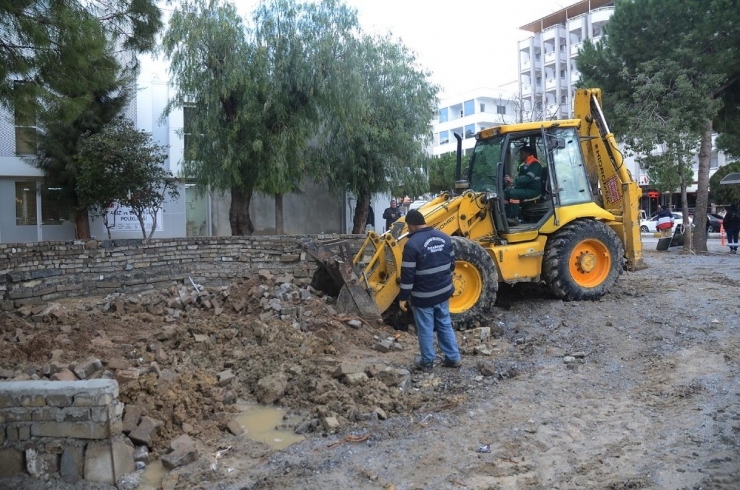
xmin=399 ymin=227 xmax=455 ymax=308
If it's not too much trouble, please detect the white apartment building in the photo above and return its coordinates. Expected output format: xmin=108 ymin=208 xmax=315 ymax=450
xmin=431 ymin=87 xmax=519 ymax=157
xmin=517 ymin=0 xmax=614 ymax=121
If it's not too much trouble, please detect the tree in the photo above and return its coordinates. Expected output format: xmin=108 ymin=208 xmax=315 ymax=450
xmin=76 ymin=118 xmax=178 ymax=239
xmin=577 ymin=0 xmax=740 ymax=252
xmin=0 ymin=0 xmax=161 ymax=110
xmin=427 ymin=152 xmax=457 ymax=194
xmin=163 ymin=0 xmax=258 ymax=235
xmin=4 ymin=1 xmax=162 ymax=239
xmin=164 ymin=0 xmax=360 ymax=235
xmin=709 ymin=161 xmax=740 ymax=206
xmin=313 ymin=33 xmax=439 ymax=233
xmin=247 ymin=0 xmax=360 ymax=234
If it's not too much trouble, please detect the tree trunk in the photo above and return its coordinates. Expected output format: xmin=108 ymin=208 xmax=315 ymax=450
xmin=147 ymin=210 xmax=157 ymax=239
xmin=74 ymin=208 xmax=91 ymax=240
xmin=352 ymin=195 xmax=370 ymax=234
xmin=229 ymin=185 xmax=254 ymax=236
xmin=679 ymin=177 xmax=690 ymax=251
xmin=692 ymin=120 xmax=713 ymax=252
xmin=275 ymin=193 xmax=284 ymax=235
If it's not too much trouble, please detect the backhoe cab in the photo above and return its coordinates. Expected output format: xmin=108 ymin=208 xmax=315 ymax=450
xmin=306 ymin=88 xmax=645 ymax=328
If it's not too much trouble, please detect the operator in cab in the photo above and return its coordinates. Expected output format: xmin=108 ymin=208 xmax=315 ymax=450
xmin=504 ymin=145 xmax=542 ymax=226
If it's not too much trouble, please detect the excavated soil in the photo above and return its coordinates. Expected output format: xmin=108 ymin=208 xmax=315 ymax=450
xmin=1 ymin=249 xmax=739 ymax=490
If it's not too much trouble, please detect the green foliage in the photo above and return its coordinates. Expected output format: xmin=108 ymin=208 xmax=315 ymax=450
xmin=427 ymin=153 xmax=457 ymax=194
xmin=312 ymin=31 xmax=439 ymax=231
xmin=0 ymin=0 xmax=161 ymax=111
xmin=578 ymin=0 xmax=740 ymax=140
xmin=709 ymin=161 xmax=740 ymax=206
xmin=76 ymin=118 xmax=178 ymax=239
xmin=163 ymin=0 xmax=439 ymax=235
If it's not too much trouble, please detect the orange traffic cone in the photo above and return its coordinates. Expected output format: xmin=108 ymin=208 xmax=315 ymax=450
xmin=720 ymin=223 xmax=726 ymax=246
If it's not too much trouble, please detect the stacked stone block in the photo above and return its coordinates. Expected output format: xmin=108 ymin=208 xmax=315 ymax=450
xmin=0 ymin=379 xmax=132 ymax=484
xmin=0 ymin=234 xmax=364 ymax=309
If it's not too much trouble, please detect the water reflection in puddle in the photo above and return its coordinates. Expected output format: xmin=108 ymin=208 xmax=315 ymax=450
xmin=236 ymin=405 xmax=304 ymax=450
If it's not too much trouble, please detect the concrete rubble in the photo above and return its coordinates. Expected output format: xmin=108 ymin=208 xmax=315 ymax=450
xmin=0 ymin=272 xmax=506 ymax=486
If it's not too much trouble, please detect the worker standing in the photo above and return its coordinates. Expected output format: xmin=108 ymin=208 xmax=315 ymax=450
xmin=398 ymin=209 xmax=461 ymax=371
xmin=382 ymin=199 xmax=400 ymax=231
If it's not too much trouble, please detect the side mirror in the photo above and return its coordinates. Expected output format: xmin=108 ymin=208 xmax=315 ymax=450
xmin=549 ymin=137 xmax=566 ymax=150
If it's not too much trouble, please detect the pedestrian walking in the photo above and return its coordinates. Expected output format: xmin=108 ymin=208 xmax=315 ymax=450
xmin=723 ymin=203 xmax=740 ymax=254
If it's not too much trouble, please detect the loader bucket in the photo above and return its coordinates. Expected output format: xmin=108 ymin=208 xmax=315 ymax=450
xmin=302 ymin=239 xmax=383 ymax=325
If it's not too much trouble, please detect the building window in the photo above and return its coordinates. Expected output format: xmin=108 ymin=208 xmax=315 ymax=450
xmin=536 ymin=77 xmax=542 ymax=86
xmin=561 ymin=95 xmax=567 ymax=104
xmin=480 ymin=103 xmax=486 ymax=112
xmin=15 ymin=181 xmax=37 ymax=225
xmin=560 ymin=69 xmax=566 ymax=78
xmin=710 ymin=154 xmax=718 ymax=168
xmin=464 ymin=100 xmax=474 ymax=116
xmin=438 ymin=107 xmax=448 ymax=123
xmin=41 ymin=185 xmax=75 ymax=225
xmin=439 ymin=130 xmax=449 ymax=145
xmin=14 ymin=85 xmax=37 ymax=155
xmin=464 ymin=124 xmax=475 ymax=139
xmin=535 ymin=53 xmax=541 ymax=61
xmin=496 ymin=105 xmax=506 ymax=115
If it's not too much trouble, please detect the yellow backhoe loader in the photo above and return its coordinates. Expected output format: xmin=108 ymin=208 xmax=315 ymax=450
xmin=306 ymin=88 xmax=646 ymax=328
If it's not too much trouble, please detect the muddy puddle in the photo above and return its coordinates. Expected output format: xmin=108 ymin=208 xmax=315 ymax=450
xmin=236 ymin=405 xmax=305 ymax=450
xmin=137 ymin=460 xmax=169 ymax=490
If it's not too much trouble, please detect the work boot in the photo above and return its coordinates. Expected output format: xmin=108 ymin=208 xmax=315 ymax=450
xmin=442 ymin=358 xmax=462 ymax=368
xmin=507 ymin=217 xmax=520 ymax=227
xmin=412 ymin=355 xmax=433 ymax=372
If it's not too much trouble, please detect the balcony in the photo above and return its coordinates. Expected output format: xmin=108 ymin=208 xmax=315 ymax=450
xmin=544 ymin=51 xmax=567 ymax=65
xmin=570 ymin=42 xmax=582 ymax=56
xmin=590 ymin=7 xmax=614 ymax=24
xmin=521 ymin=59 xmax=530 ymax=70
xmin=522 ymin=85 xmax=532 ymax=96
xmin=545 ymin=78 xmax=557 ymax=90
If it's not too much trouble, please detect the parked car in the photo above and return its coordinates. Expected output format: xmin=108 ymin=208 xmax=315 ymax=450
xmin=687 ymin=214 xmax=723 ymax=232
xmin=640 ymin=212 xmax=683 ymax=233
xmin=707 ymin=214 xmax=723 ymax=232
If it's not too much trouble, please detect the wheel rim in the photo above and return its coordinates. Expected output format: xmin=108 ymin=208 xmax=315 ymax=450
xmin=450 ymin=260 xmax=483 ymax=314
xmin=568 ymin=239 xmax=612 ymax=288
xmin=641 ymin=226 xmax=648 ymax=233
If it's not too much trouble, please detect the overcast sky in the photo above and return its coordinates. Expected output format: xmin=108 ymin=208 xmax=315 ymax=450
xmin=231 ymin=0 xmax=567 ymax=98
xmin=343 ymin=0 xmax=566 ymax=98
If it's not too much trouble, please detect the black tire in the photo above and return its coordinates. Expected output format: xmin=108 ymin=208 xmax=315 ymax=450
xmin=449 ymin=237 xmax=498 ymax=329
xmin=640 ymin=225 xmax=649 ymax=233
xmin=543 ymin=219 xmax=624 ymax=301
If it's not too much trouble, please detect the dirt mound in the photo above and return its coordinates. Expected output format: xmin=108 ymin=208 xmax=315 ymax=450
xmin=0 ymin=274 xmax=463 ymax=456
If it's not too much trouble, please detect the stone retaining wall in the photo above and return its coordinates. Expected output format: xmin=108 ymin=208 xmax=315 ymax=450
xmin=0 ymin=380 xmax=130 ymax=484
xmin=0 ymin=235 xmax=363 ymax=309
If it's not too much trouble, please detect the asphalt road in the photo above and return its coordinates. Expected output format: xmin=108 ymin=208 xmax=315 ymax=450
xmin=641 ymin=232 xmax=733 ymax=254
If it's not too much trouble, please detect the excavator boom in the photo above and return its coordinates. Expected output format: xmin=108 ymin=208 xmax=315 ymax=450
xmin=574 ymin=88 xmax=645 ymax=271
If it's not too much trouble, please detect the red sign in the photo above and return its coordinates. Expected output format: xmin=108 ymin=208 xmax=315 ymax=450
xmin=647 ymin=191 xmax=659 ymax=198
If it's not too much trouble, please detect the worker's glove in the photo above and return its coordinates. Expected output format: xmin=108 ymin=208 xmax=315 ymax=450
xmin=399 ymin=300 xmax=409 ymax=312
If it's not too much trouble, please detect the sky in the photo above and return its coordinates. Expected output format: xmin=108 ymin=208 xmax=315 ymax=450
xmin=343 ymin=0 xmax=567 ymax=98
xmin=232 ymin=0 xmax=570 ymax=99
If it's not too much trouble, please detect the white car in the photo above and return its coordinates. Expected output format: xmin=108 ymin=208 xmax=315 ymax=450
xmin=640 ymin=212 xmax=683 ymax=233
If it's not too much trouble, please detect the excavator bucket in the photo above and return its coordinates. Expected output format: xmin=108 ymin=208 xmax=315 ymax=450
xmin=302 ymin=239 xmax=382 ymax=325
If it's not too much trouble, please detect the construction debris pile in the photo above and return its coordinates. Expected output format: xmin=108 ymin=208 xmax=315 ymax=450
xmin=0 ymin=272 xmax=506 ymax=472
